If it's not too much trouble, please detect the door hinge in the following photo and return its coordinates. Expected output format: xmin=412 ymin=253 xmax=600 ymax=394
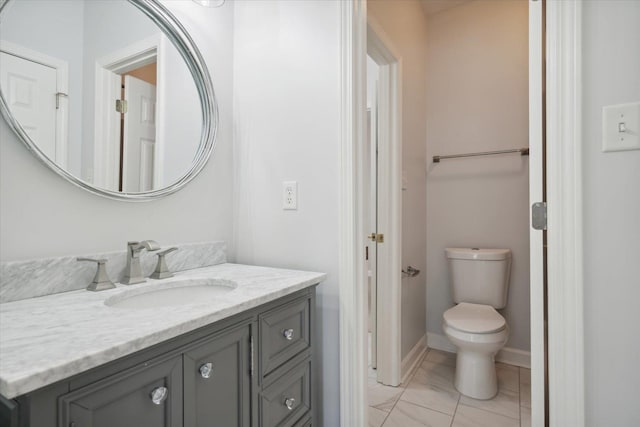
xmin=115 ymin=99 xmax=128 ymax=114
xmin=250 ymin=334 xmax=254 ymax=377
xmin=368 ymin=233 xmax=384 ymax=243
xmin=532 ymin=202 xmax=547 ymax=230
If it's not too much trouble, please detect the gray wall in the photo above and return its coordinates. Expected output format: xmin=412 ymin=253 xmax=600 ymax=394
xmin=425 ymin=0 xmax=530 ymax=351
xmin=0 ymin=1 xmax=236 ymax=261
xmin=368 ymin=0 xmax=429 ymax=360
xmin=582 ymin=1 xmax=640 ymax=426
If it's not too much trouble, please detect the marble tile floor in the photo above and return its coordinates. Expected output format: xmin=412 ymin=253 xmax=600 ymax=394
xmin=368 ymin=349 xmax=531 ymax=427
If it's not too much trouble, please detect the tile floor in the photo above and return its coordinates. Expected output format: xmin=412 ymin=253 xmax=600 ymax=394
xmin=368 ymin=349 xmax=531 ymax=427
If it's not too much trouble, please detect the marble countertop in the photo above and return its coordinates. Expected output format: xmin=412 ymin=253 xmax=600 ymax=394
xmin=0 ymin=263 xmax=325 ymax=399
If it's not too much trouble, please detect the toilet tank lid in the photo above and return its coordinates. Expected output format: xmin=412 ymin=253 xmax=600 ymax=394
xmin=445 ymin=248 xmax=511 ymax=261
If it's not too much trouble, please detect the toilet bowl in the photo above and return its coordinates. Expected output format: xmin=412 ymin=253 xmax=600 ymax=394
xmin=443 ymin=248 xmax=512 ymax=400
xmin=443 ymin=302 xmax=509 ymax=399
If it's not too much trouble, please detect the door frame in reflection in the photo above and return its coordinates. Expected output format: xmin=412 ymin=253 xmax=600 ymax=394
xmin=0 ymin=40 xmax=69 ymax=168
xmin=93 ymin=34 xmax=165 ymax=192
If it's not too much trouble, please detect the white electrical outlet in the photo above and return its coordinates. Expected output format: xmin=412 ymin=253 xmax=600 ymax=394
xmin=283 ymin=181 xmax=298 ymax=210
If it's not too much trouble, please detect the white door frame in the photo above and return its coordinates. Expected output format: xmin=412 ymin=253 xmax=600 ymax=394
xmin=338 ymin=0 xmax=368 ymax=424
xmin=94 ymin=34 xmax=165 ymax=191
xmin=339 ymin=0 xmax=585 ymax=425
xmin=528 ymin=1 xmax=546 ymax=426
xmin=366 ymin=17 xmax=403 ymax=387
xmin=0 ymin=40 xmax=69 ymax=168
xmin=545 ymin=1 xmax=585 ymax=425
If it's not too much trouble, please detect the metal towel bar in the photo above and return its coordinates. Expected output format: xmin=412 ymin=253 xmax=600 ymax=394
xmin=433 ymin=147 xmax=529 ymax=163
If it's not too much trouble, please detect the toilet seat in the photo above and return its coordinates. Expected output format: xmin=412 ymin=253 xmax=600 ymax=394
xmin=444 ymin=302 xmax=506 ymax=334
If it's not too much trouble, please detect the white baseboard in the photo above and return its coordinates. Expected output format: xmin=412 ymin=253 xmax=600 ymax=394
xmin=495 ymin=347 xmax=531 ymax=368
xmin=426 ymin=332 xmax=531 ymax=369
xmin=401 ymin=335 xmax=427 ymax=383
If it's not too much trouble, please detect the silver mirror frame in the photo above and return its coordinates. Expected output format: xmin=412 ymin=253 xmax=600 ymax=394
xmin=0 ymin=0 xmax=218 ymax=201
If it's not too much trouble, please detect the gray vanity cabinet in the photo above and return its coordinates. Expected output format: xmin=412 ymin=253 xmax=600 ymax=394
xmin=183 ymin=322 xmax=253 ymax=427
xmin=3 ymin=287 xmax=316 ymax=427
xmin=59 ymin=354 xmax=183 ymax=427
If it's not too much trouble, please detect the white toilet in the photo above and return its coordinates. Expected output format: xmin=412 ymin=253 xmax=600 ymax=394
xmin=443 ymin=247 xmax=511 ymax=400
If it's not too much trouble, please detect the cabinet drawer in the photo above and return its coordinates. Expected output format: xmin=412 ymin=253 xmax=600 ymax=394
xmin=259 ymin=358 xmax=311 ymax=427
xmin=59 ymin=354 xmax=182 ymax=427
xmin=260 ymin=297 xmax=310 ymax=376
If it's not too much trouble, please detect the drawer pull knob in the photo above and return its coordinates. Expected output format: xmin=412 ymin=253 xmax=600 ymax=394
xmin=150 ymin=386 xmax=168 ymax=405
xmin=284 ymin=397 xmax=296 ymax=410
xmin=283 ymin=328 xmax=294 ymax=340
xmin=199 ymin=362 xmax=214 ymax=379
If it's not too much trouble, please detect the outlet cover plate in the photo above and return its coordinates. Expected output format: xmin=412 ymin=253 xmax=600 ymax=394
xmin=602 ymin=102 xmax=640 ymax=152
xmin=283 ymin=181 xmax=297 ymax=210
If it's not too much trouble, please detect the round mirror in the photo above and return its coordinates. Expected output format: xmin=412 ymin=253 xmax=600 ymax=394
xmin=0 ymin=0 xmax=217 ymax=200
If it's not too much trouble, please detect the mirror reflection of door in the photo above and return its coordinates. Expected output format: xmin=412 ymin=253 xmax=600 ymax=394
xmin=0 ymin=46 xmax=68 ymax=166
xmin=120 ymin=63 xmax=157 ymax=192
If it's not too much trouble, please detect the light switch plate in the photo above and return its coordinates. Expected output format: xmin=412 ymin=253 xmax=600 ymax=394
xmin=602 ymin=102 xmax=640 ymax=152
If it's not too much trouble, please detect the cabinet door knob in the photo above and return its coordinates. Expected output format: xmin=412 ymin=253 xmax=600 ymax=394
xmin=283 ymin=328 xmax=294 ymax=341
xmin=284 ymin=397 xmax=296 ymax=410
xmin=150 ymin=386 xmax=168 ymax=405
xmin=199 ymin=362 xmax=214 ymax=379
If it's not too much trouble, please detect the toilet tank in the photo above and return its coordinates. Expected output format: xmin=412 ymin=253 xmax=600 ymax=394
xmin=446 ymin=248 xmax=512 ymax=309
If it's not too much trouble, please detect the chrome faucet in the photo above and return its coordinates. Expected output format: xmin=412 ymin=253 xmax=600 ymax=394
xmin=122 ymin=240 xmax=160 ymax=285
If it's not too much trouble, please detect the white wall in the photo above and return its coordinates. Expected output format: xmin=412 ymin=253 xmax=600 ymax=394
xmin=368 ymin=0 xmax=429 ymax=360
xmin=425 ymin=0 xmax=530 ymax=351
xmin=1 ymin=0 xmax=85 ymax=176
xmin=231 ymin=1 xmax=341 ymax=424
xmin=582 ymin=1 xmax=640 ymax=425
xmin=0 ymin=1 xmax=235 ymax=261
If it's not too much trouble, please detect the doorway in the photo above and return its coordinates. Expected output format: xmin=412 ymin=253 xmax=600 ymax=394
xmin=341 ymin=0 xmax=560 ymax=425
xmin=366 ymin=20 xmax=403 ymax=387
xmin=93 ymin=35 xmax=163 ymax=192
xmin=119 ymin=62 xmax=158 ymax=192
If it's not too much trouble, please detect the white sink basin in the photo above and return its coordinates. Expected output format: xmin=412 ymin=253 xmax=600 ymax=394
xmin=105 ymin=278 xmax=237 ymax=309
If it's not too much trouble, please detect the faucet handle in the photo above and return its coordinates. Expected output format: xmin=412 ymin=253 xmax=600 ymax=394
xmin=150 ymin=247 xmax=178 ymax=280
xmin=157 ymin=247 xmax=178 ymax=257
xmin=77 ymin=258 xmax=116 ymax=291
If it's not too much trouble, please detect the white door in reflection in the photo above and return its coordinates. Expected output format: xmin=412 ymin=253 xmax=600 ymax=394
xmin=122 ymin=75 xmax=156 ymax=192
xmin=0 ymin=51 xmax=57 ymax=159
